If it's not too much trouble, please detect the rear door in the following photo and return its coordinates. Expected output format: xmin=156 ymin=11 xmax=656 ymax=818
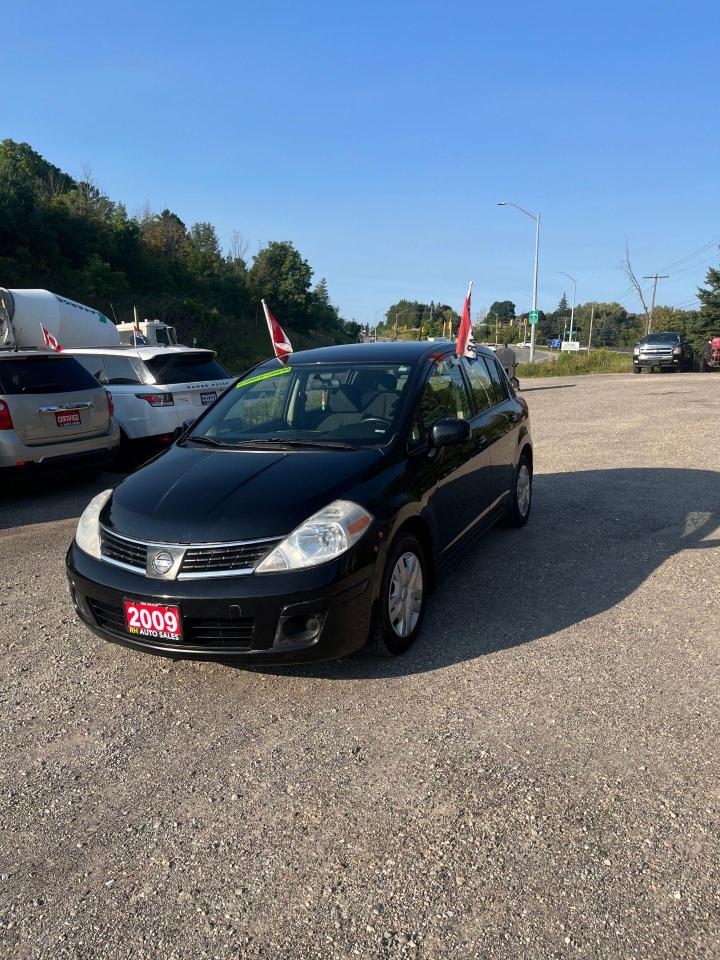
xmin=481 ymin=355 xmax=519 ymax=502
xmin=0 ymin=355 xmax=110 ymax=444
xmin=141 ymin=352 xmax=234 ymax=416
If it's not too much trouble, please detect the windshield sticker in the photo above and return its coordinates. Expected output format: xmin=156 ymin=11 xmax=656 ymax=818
xmin=236 ymin=366 xmax=292 ymax=389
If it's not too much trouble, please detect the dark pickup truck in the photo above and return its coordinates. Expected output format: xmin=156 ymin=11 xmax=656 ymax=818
xmin=633 ymin=332 xmax=693 ymax=373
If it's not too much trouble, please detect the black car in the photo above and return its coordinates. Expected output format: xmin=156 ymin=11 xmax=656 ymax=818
xmin=633 ymin=331 xmax=693 ymax=372
xmin=66 ymin=342 xmax=533 ymax=663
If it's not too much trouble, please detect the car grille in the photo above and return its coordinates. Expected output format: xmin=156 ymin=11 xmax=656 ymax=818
xmin=101 ymin=528 xmax=147 ymax=571
xmin=179 ymin=539 xmax=280 ymax=575
xmin=99 ymin=527 xmax=280 ymax=578
xmin=87 ymin=599 xmax=261 ymax=651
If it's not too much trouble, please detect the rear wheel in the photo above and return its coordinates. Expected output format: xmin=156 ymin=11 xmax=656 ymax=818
xmin=370 ymin=534 xmax=427 ymax=657
xmin=504 ymin=453 xmax=533 ymax=528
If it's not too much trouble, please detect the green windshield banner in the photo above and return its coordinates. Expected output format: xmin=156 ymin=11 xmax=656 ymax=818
xmin=236 ymin=366 xmax=291 ymax=389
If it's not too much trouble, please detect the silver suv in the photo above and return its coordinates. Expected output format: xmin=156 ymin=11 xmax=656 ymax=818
xmin=0 ymin=351 xmax=119 ymax=473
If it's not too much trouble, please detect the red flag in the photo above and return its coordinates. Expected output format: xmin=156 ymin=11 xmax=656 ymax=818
xmin=262 ymin=300 xmax=293 ymax=364
xmin=455 ymin=281 xmax=476 ymax=358
xmin=40 ymin=324 xmax=63 ymax=352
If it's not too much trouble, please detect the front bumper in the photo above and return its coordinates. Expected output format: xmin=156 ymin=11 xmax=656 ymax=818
xmin=66 ymin=542 xmax=377 ymax=664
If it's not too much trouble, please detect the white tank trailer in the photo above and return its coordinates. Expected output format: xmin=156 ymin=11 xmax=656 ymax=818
xmin=0 ymin=288 xmax=120 ymax=351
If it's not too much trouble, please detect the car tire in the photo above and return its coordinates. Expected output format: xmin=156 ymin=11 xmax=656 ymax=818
xmin=504 ymin=452 xmax=533 ymax=528
xmin=370 ymin=533 xmax=427 ymax=657
xmin=633 ymin=366 xmax=641 ymax=374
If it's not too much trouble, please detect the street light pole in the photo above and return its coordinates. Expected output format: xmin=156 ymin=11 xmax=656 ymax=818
xmin=498 ymin=201 xmax=541 ymax=363
xmin=559 ymin=272 xmax=576 ymax=342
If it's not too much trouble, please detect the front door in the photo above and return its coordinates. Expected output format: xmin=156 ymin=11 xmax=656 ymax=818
xmin=408 ymin=356 xmax=491 ymax=557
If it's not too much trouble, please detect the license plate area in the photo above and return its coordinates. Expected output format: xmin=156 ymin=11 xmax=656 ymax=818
xmin=200 ymin=391 xmax=217 ymax=405
xmin=124 ymin=600 xmax=182 ymax=641
xmin=55 ymin=410 xmax=81 ymax=427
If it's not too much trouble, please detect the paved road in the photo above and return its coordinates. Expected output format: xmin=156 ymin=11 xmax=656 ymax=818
xmin=1 ymin=372 xmax=719 ymax=959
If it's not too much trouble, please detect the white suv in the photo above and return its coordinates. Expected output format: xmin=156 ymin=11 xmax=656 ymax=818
xmin=67 ymin=346 xmax=234 ymax=449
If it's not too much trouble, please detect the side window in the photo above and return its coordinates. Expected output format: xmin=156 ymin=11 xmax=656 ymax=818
xmin=462 ymin=357 xmax=494 ymax=415
xmin=482 ymin=356 xmax=508 ymax=404
xmin=103 ymin=355 xmax=143 ymax=384
xmin=74 ymin=355 xmax=107 ymax=384
xmin=421 ymin=359 xmax=471 ymax=425
xmin=409 ymin=358 xmax=471 ymax=449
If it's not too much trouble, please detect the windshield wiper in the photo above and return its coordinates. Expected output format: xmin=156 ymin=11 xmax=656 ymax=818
xmin=187 ymin=435 xmax=355 ymax=451
xmin=185 ymin=435 xmax=234 ymax=448
xmin=257 ymin=437 xmax=356 ymax=450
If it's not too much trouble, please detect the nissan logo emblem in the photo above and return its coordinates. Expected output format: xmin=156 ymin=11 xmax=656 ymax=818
xmin=151 ymin=551 xmax=174 ymax=576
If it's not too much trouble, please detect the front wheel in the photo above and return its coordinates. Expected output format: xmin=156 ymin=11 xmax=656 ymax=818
xmin=633 ymin=366 xmax=641 ymax=374
xmin=370 ymin=534 xmax=427 ymax=656
xmin=504 ymin=453 xmax=533 ymax=528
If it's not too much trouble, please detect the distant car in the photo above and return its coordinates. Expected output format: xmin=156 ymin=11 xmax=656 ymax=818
xmin=0 ymin=350 xmax=119 ymax=473
xmin=633 ymin=332 xmax=693 ymax=373
xmin=66 ymin=341 xmax=533 ymax=664
xmin=67 ymin=346 xmax=234 ymax=451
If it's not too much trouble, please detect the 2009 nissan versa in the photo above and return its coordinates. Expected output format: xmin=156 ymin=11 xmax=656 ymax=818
xmin=66 ymin=341 xmax=533 ymax=662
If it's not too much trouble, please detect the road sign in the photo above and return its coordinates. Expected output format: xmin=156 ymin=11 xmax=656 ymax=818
xmin=561 ymin=340 xmax=581 ymax=351
xmin=529 ymin=310 xmax=539 ymax=325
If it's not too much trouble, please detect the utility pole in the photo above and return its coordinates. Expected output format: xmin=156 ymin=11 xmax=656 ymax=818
xmin=642 ymin=274 xmax=669 ymax=335
xmin=587 ymin=303 xmax=595 ymax=352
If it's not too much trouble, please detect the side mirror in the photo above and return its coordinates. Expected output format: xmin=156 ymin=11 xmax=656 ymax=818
xmin=172 ymin=417 xmax=197 ymax=442
xmin=430 ymin=417 xmax=471 ymax=448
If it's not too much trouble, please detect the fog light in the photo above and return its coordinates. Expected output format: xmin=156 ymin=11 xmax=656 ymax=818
xmin=274 ymin=611 xmax=326 ymax=647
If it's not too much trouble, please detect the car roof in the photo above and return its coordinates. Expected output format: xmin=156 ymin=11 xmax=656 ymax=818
xmin=268 ymin=340 xmax=495 ymax=365
xmin=0 ymin=349 xmax=76 ymax=360
xmin=65 ymin=346 xmax=215 ymax=360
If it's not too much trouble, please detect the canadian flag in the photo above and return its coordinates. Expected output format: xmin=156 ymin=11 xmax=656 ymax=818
xmin=41 ymin=324 xmax=63 ymax=352
xmin=455 ymin=281 xmax=476 ymax=359
xmin=262 ymin=300 xmax=293 ymax=364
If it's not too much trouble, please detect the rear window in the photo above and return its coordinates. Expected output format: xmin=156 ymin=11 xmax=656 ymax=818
xmin=0 ymin=355 xmax=100 ymax=394
xmin=143 ymin=352 xmax=231 ymax=385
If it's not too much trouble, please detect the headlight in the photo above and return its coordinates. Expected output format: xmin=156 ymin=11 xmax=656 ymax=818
xmin=633 ymin=346 xmax=640 ymax=355
xmin=256 ymin=500 xmax=373 ymax=573
xmin=75 ymin=489 xmax=113 ymax=559
xmin=673 ymin=345 xmax=682 ymax=355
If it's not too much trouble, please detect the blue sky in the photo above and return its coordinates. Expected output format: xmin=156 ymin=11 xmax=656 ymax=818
xmin=3 ymin=0 xmax=719 ymax=325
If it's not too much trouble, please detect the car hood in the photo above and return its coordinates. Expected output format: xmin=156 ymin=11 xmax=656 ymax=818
xmin=105 ymin=443 xmax=384 ymax=544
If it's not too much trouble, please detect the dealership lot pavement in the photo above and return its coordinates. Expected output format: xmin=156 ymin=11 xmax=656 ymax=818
xmin=1 ymin=372 xmax=719 ymax=959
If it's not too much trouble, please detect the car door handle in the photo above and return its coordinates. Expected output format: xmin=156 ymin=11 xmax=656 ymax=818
xmin=505 ymin=411 xmax=519 ymax=425
xmin=38 ymin=401 xmax=94 ymax=413
xmin=474 ymin=433 xmax=489 ymax=450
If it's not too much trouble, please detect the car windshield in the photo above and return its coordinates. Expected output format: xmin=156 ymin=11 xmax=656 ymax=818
xmin=144 ymin=351 xmax=231 ymax=384
xmin=0 ymin=356 xmax=99 ymax=394
xmin=643 ymin=333 xmax=680 ymax=344
xmin=187 ymin=361 xmax=416 ymax=448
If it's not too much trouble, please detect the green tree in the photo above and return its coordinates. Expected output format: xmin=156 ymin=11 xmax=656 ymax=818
xmin=487 ymin=300 xmax=516 ymax=323
xmin=688 ymin=257 xmax=720 ymax=352
xmin=0 ymin=138 xmax=354 ymax=369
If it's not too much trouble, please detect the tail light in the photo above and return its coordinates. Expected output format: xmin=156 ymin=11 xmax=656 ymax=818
xmin=105 ymin=390 xmax=115 ymax=417
xmin=135 ymin=393 xmax=174 ymax=407
xmin=0 ymin=399 xmax=13 ymax=430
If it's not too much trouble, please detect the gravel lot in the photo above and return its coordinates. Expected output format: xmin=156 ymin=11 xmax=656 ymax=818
xmin=1 ymin=372 xmax=719 ymax=960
